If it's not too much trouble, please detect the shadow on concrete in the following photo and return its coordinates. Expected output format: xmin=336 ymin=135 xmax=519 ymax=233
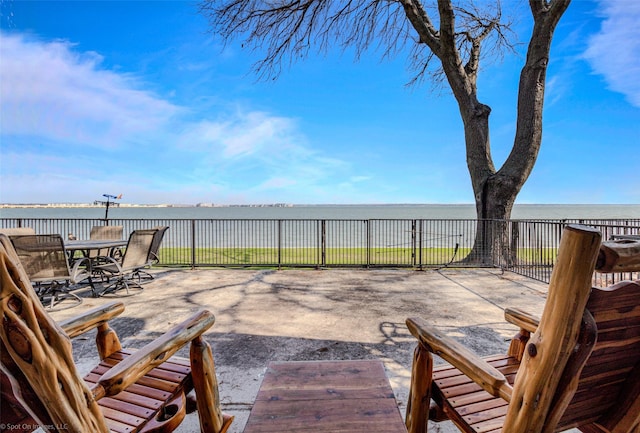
xmin=53 ymin=267 xmax=549 ymax=433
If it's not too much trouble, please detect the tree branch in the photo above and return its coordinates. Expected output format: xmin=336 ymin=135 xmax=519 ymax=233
xmin=398 ymin=0 xmax=441 ymax=54
xmin=200 ymin=0 xmax=416 ymax=80
xmin=498 ymin=0 xmax=570 ymax=192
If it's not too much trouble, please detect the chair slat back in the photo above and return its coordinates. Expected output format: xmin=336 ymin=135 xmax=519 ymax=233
xmin=8 ymin=234 xmax=71 ymax=282
xmin=0 ymin=235 xmax=108 ymax=432
xmin=89 ymin=226 xmax=124 ymax=259
xmin=89 ymin=225 xmax=123 ymax=240
xmin=0 ymin=227 xmax=36 ymax=236
xmin=556 ymin=280 xmax=640 ymax=431
xmin=122 ymin=229 xmax=157 ymax=269
xmin=149 ymin=226 xmax=169 ymax=263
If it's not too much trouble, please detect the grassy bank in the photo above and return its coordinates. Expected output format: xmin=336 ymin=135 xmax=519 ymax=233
xmin=156 ymin=247 xmax=479 ymax=267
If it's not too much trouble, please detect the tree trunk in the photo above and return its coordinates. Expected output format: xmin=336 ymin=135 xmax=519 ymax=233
xmin=465 ymin=177 xmax=516 ymax=265
xmin=457 ymin=0 xmax=571 ymax=265
xmin=457 ymin=108 xmax=517 ymax=266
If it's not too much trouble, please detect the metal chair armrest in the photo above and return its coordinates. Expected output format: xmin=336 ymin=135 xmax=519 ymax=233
xmin=93 ymin=256 xmax=122 ymax=273
xmin=69 ymin=257 xmax=93 ymax=284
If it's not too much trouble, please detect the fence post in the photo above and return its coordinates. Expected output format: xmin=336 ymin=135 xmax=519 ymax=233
xmin=418 ymin=220 xmax=423 ymax=270
xmin=510 ymin=220 xmax=519 ymax=270
xmin=277 ymin=219 xmax=282 ymax=270
xmin=366 ymin=220 xmax=370 ymax=268
xmin=315 ymin=220 xmax=321 ymax=269
xmin=321 ymin=220 xmax=326 ymax=268
xmin=411 ymin=220 xmax=417 ymax=267
xmin=191 ymin=219 xmax=196 ymax=270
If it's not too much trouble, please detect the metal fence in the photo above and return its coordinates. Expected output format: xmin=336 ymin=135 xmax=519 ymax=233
xmin=1 ymin=217 xmax=638 ymax=285
xmin=501 ymin=219 xmax=640 ymax=286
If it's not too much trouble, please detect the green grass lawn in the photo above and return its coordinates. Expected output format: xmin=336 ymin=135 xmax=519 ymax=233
xmin=156 ymin=247 xmax=478 ymax=266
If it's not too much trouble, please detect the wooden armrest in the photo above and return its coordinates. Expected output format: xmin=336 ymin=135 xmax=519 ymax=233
xmin=59 ymin=302 xmax=125 ymax=338
xmin=406 ymin=317 xmax=512 ymax=401
xmin=504 ymin=307 xmax=539 ymax=333
xmin=92 ymin=309 xmax=215 ymax=399
xmin=597 ymin=239 xmax=640 ymax=272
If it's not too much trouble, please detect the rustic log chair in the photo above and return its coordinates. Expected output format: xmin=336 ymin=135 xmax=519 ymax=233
xmin=405 ymin=225 xmax=640 ymax=433
xmin=0 ymin=234 xmax=233 ymax=433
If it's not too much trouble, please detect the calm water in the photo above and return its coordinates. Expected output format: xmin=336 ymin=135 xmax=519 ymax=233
xmin=1 ymin=204 xmax=639 ymax=220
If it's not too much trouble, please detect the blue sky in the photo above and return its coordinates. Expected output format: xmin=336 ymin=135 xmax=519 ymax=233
xmin=0 ymin=0 xmax=638 ymax=205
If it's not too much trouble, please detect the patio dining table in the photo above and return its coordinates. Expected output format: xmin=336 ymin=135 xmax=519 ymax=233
xmin=65 ymin=239 xmax=127 ymax=256
xmin=65 ymin=239 xmax=128 ymax=297
xmin=65 ymin=239 xmax=128 ymax=269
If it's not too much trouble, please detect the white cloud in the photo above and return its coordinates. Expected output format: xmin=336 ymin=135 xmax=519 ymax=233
xmin=180 ymin=111 xmax=302 ymax=159
xmin=544 ymin=75 xmax=566 ymax=107
xmin=256 ymin=177 xmax=298 ymax=190
xmin=221 ymin=112 xmax=297 ymax=158
xmin=583 ymin=0 xmax=640 ymax=107
xmin=0 ymin=32 xmax=181 ymax=148
xmin=0 ymin=31 xmax=350 ymax=204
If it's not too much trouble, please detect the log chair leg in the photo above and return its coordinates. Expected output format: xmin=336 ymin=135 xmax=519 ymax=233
xmin=507 ymin=329 xmax=530 ymax=362
xmin=190 ymin=336 xmax=233 ymax=433
xmin=406 ymin=342 xmax=434 ymax=433
xmin=95 ymin=322 xmax=122 ymax=360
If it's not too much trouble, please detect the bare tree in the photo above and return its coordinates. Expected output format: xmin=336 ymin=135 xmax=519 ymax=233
xmin=199 ymin=0 xmax=571 ymax=264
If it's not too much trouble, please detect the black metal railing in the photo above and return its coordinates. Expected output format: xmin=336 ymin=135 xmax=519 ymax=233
xmin=496 ymin=219 xmax=640 ymax=285
xmin=2 ymin=217 xmax=638 ymax=285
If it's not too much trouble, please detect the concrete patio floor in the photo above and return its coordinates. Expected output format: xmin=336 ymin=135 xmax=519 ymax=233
xmin=50 ymin=267 xmax=553 ymax=433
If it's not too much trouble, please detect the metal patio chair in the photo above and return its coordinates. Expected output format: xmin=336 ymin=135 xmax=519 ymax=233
xmin=88 ymin=224 xmax=124 ymax=260
xmin=93 ymin=228 xmax=157 ymax=296
xmin=7 ymin=234 xmax=93 ymax=310
xmin=133 ymin=225 xmax=169 ymax=281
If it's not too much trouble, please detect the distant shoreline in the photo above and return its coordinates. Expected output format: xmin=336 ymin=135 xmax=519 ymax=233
xmin=0 ymin=203 xmax=637 ymax=209
xmin=0 ymin=203 xmax=295 ymax=208
xmin=1 ymin=203 xmax=638 ymax=221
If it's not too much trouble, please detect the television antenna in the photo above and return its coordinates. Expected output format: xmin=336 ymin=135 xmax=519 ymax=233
xmin=94 ymin=193 xmax=122 ymax=219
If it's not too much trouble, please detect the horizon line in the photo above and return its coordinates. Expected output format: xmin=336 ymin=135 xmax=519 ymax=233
xmin=1 ymin=202 xmax=638 ymax=208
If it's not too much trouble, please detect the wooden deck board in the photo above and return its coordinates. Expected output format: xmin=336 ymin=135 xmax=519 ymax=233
xmin=244 ymin=360 xmax=407 ymax=433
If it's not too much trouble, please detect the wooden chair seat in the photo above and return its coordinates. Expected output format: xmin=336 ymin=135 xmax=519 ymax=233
xmin=428 ymin=331 xmax=640 ymax=433
xmin=82 ymin=349 xmax=192 ymax=433
xmin=430 ymin=355 xmax=520 ymax=433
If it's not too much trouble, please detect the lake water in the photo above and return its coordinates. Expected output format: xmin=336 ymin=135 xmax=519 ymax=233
xmin=1 ymin=204 xmax=639 ymax=221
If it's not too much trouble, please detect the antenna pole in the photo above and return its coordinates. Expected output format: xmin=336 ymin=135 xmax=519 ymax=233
xmin=95 ymin=194 xmax=121 ymax=221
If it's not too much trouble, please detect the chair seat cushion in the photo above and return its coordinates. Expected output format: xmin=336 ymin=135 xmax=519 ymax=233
xmin=83 ymin=349 xmax=193 ymax=433
xmin=431 ymin=354 xmax=520 ymax=433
